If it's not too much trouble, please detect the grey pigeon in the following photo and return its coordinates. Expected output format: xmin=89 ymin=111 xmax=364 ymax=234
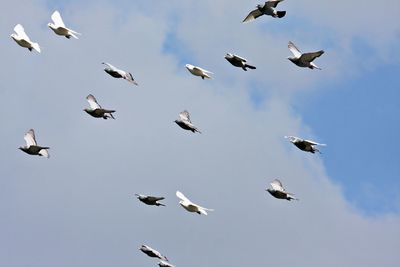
xmin=225 ymin=53 xmax=256 ymax=71
xmin=266 ymin=179 xmax=298 ymax=201
xmin=285 ymin=136 xmax=326 ymax=154
xmin=135 ymin=194 xmax=165 ymax=206
xmin=158 ymin=260 xmax=175 ymax=267
xmin=19 ymin=129 xmax=49 ymax=158
xmin=174 ymin=110 xmax=201 ymax=133
xmin=140 ymin=245 xmax=168 ymax=262
xmin=84 ymin=94 xmax=115 ymax=119
xmin=102 ymin=62 xmax=138 ymax=85
xmin=287 ymin=41 xmax=324 ymax=70
xmin=243 ymin=0 xmax=286 ymax=23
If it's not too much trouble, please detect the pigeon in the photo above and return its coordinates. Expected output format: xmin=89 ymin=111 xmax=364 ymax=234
xmin=158 ymin=260 xmax=175 ymax=267
xmin=19 ymin=129 xmax=49 ymax=158
xmin=10 ymin=24 xmax=41 ymax=53
xmin=48 ymin=10 xmax=81 ymax=39
xmin=243 ymin=0 xmax=286 ymax=23
xmin=102 ymin=62 xmax=138 ymax=85
xmin=287 ymin=41 xmax=324 ymax=70
xmin=84 ymin=94 xmax=115 ymax=119
xmin=185 ymin=64 xmax=213 ymax=79
xmin=224 ymin=53 xmax=256 ymax=71
xmin=135 ymin=194 xmax=165 ymax=206
xmin=176 ymin=191 xmax=213 ymax=215
xmin=285 ymin=136 xmax=326 ymax=154
xmin=174 ymin=110 xmax=201 ymax=133
xmin=266 ymin=179 xmax=298 ymax=201
xmin=140 ymin=245 xmax=168 ymax=262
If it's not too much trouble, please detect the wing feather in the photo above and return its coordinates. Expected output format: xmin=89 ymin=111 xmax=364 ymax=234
xmin=300 ymin=50 xmax=324 ymax=63
xmin=179 ymin=110 xmax=191 ymax=122
xmin=243 ymin=9 xmax=263 ymax=23
xmin=176 ymin=191 xmax=191 ymax=203
xmin=265 ymin=0 xmax=284 ymax=8
xmin=24 ymin=129 xmax=37 ymax=146
xmin=288 ymin=41 xmax=302 ymax=58
xmin=86 ymin=94 xmax=101 ymax=109
xmin=51 ymin=11 xmax=66 ymax=27
xmin=270 ymin=179 xmax=285 ymax=191
xmin=14 ymin=24 xmax=30 ymax=41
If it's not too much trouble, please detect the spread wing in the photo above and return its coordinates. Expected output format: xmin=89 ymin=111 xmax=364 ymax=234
xmin=193 ymin=66 xmax=213 ymax=74
xmin=265 ymin=0 xmax=284 ymax=8
xmin=288 ymin=41 xmax=302 ymax=58
xmin=233 ymin=54 xmax=247 ymax=62
xmin=86 ymin=94 xmax=101 ymax=109
xmin=102 ymin=62 xmax=117 ymax=71
xmin=147 ymin=196 xmax=165 ymax=202
xmin=24 ymin=129 xmax=37 ymax=146
xmin=179 ymin=110 xmax=191 ymax=122
xmin=300 ymin=50 xmax=324 ymax=63
xmin=270 ymin=179 xmax=285 ymax=191
xmin=303 ymin=139 xmax=326 ymax=146
xmin=51 ymin=10 xmax=65 ymax=27
xmin=176 ymin=191 xmax=191 ymax=203
xmin=14 ymin=24 xmax=30 ymax=41
xmin=243 ymin=9 xmax=263 ymax=23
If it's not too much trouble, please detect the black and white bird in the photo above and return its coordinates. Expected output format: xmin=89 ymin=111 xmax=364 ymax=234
xmin=84 ymin=94 xmax=115 ymax=119
xmin=266 ymin=179 xmax=298 ymax=201
xmin=135 ymin=194 xmax=165 ymax=206
xmin=19 ymin=129 xmax=49 ymax=158
xmin=243 ymin=0 xmax=286 ymax=23
xmin=285 ymin=136 xmax=326 ymax=153
xmin=174 ymin=110 xmax=201 ymax=133
xmin=224 ymin=53 xmax=256 ymax=71
xmin=287 ymin=41 xmax=324 ymax=70
xmin=185 ymin=64 xmax=213 ymax=79
xmin=140 ymin=245 xmax=168 ymax=262
xmin=102 ymin=62 xmax=138 ymax=85
xmin=48 ymin=10 xmax=81 ymax=39
xmin=176 ymin=191 xmax=213 ymax=215
xmin=158 ymin=260 xmax=175 ymax=267
xmin=10 ymin=24 xmax=41 ymax=53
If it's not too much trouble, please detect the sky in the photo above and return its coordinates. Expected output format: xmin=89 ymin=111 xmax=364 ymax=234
xmin=0 ymin=0 xmax=400 ymax=266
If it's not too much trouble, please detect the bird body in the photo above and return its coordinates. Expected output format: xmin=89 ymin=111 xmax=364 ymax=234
xmin=243 ymin=0 xmax=286 ymax=23
xmin=287 ymin=41 xmax=324 ymax=70
xmin=174 ymin=110 xmax=201 ymax=133
xmin=11 ymin=24 xmax=41 ymax=53
xmin=102 ymin=62 xmax=138 ymax=85
xmin=266 ymin=179 xmax=298 ymax=201
xmin=285 ymin=136 xmax=326 ymax=153
xmin=84 ymin=94 xmax=115 ymax=119
xmin=185 ymin=64 xmax=213 ymax=79
xmin=158 ymin=260 xmax=175 ymax=267
xmin=19 ymin=129 xmax=49 ymax=158
xmin=225 ymin=53 xmax=256 ymax=71
xmin=140 ymin=245 xmax=168 ymax=261
xmin=176 ymin=191 xmax=213 ymax=215
xmin=48 ymin=11 xmax=81 ymax=39
xmin=135 ymin=194 xmax=165 ymax=206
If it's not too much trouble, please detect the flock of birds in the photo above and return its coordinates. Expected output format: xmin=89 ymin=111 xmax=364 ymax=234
xmin=12 ymin=2 xmax=328 ymax=266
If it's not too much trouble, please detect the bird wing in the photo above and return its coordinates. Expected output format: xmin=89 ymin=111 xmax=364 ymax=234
xmin=86 ymin=94 xmax=101 ymax=109
xmin=14 ymin=24 xmax=30 ymax=41
xmin=176 ymin=191 xmax=191 ymax=203
xmin=39 ymin=149 xmax=50 ymax=158
xmin=233 ymin=54 xmax=247 ymax=62
xmin=51 ymin=10 xmax=66 ymax=27
xmin=300 ymin=50 xmax=324 ymax=63
xmin=242 ymin=9 xmax=263 ymax=23
xmin=102 ymin=62 xmax=117 ymax=71
xmin=147 ymin=196 xmax=165 ymax=202
xmin=24 ymin=129 xmax=37 ymax=146
xmin=124 ymin=72 xmax=138 ymax=85
xmin=288 ymin=41 xmax=302 ymax=58
xmin=193 ymin=66 xmax=213 ymax=74
xmin=179 ymin=110 xmax=191 ymax=122
xmin=270 ymin=179 xmax=285 ymax=191
xmin=265 ymin=0 xmax=284 ymax=8
xmin=303 ymin=139 xmax=326 ymax=146
xmin=285 ymin=135 xmax=301 ymax=143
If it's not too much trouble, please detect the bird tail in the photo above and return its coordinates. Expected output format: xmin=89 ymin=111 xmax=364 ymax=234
xmin=310 ymin=62 xmax=321 ymax=70
xmin=275 ymin=11 xmax=286 ymax=18
xmin=68 ymin=32 xmax=79 ymax=39
xmin=32 ymin=42 xmax=41 ymax=53
xmin=244 ymin=64 xmax=256 ymax=70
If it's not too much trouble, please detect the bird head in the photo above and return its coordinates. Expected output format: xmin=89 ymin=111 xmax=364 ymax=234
xmin=47 ymin=23 xmax=55 ymax=29
xmin=185 ymin=64 xmax=193 ymax=70
xmin=225 ymin=53 xmax=233 ymax=59
xmin=10 ymin=33 xmax=17 ymax=40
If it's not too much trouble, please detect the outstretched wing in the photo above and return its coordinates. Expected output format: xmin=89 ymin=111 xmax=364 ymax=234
xmin=102 ymin=62 xmax=117 ymax=71
xmin=86 ymin=94 xmax=101 ymax=109
xmin=300 ymin=50 xmax=324 ymax=63
xmin=270 ymin=179 xmax=285 ymax=191
xmin=176 ymin=191 xmax=191 ymax=203
xmin=233 ymin=54 xmax=247 ymax=62
xmin=51 ymin=10 xmax=65 ymax=27
xmin=24 ymin=129 xmax=37 ymax=146
xmin=288 ymin=41 xmax=302 ymax=58
xmin=303 ymin=139 xmax=326 ymax=146
xmin=14 ymin=24 xmax=30 ymax=41
xmin=265 ymin=0 xmax=284 ymax=8
xmin=179 ymin=110 xmax=191 ymax=122
xmin=243 ymin=9 xmax=263 ymax=23
xmin=147 ymin=196 xmax=165 ymax=202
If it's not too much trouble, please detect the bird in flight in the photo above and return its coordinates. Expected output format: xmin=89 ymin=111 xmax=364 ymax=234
xmin=266 ymin=179 xmax=298 ymax=201
xmin=48 ymin=10 xmax=81 ymax=39
xmin=285 ymin=136 xmax=326 ymax=153
xmin=243 ymin=0 xmax=286 ymax=23
xmin=84 ymin=94 xmax=115 ymax=120
xmin=225 ymin=53 xmax=256 ymax=71
xmin=140 ymin=245 xmax=168 ymax=262
xmin=287 ymin=41 xmax=324 ymax=70
xmin=185 ymin=64 xmax=213 ymax=79
xmin=102 ymin=62 xmax=138 ymax=85
xmin=135 ymin=194 xmax=165 ymax=206
xmin=174 ymin=110 xmax=201 ymax=133
xmin=19 ymin=129 xmax=49 ymax=158
xmin=176 ymin=191 xmax=213 ymax=215
xmin=10 ymin=24 xmax=41 ymax=53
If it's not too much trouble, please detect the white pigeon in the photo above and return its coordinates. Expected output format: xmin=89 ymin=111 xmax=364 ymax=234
xmin=176 ymin=191 xmax=213 ymax=215
xmin=285 ymin=136 xmax=326 ymax=154
xmin=174 ymin=110 xmax=201 ymax=133
xmin=102 ymin=62 xmax=138 ymax=85
xmin=48 ymin=10 xmax=81 ymax=39
xmin=243 ymin=0 xmax=286 ymax=23
xmin=266 ymin=179 xmax=298 ymax=201
xmin=158 ymin=260 xmax=175 ymax=267
xmin=10 ymin=24 xmax=41 ymax=53
xmin=185 ymin=64 xmax=213 ymax=80
xmin=287 ymin=41 xmax=324 ymax=70
xmin=19 ymin=129 xmax=49 ymax=158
